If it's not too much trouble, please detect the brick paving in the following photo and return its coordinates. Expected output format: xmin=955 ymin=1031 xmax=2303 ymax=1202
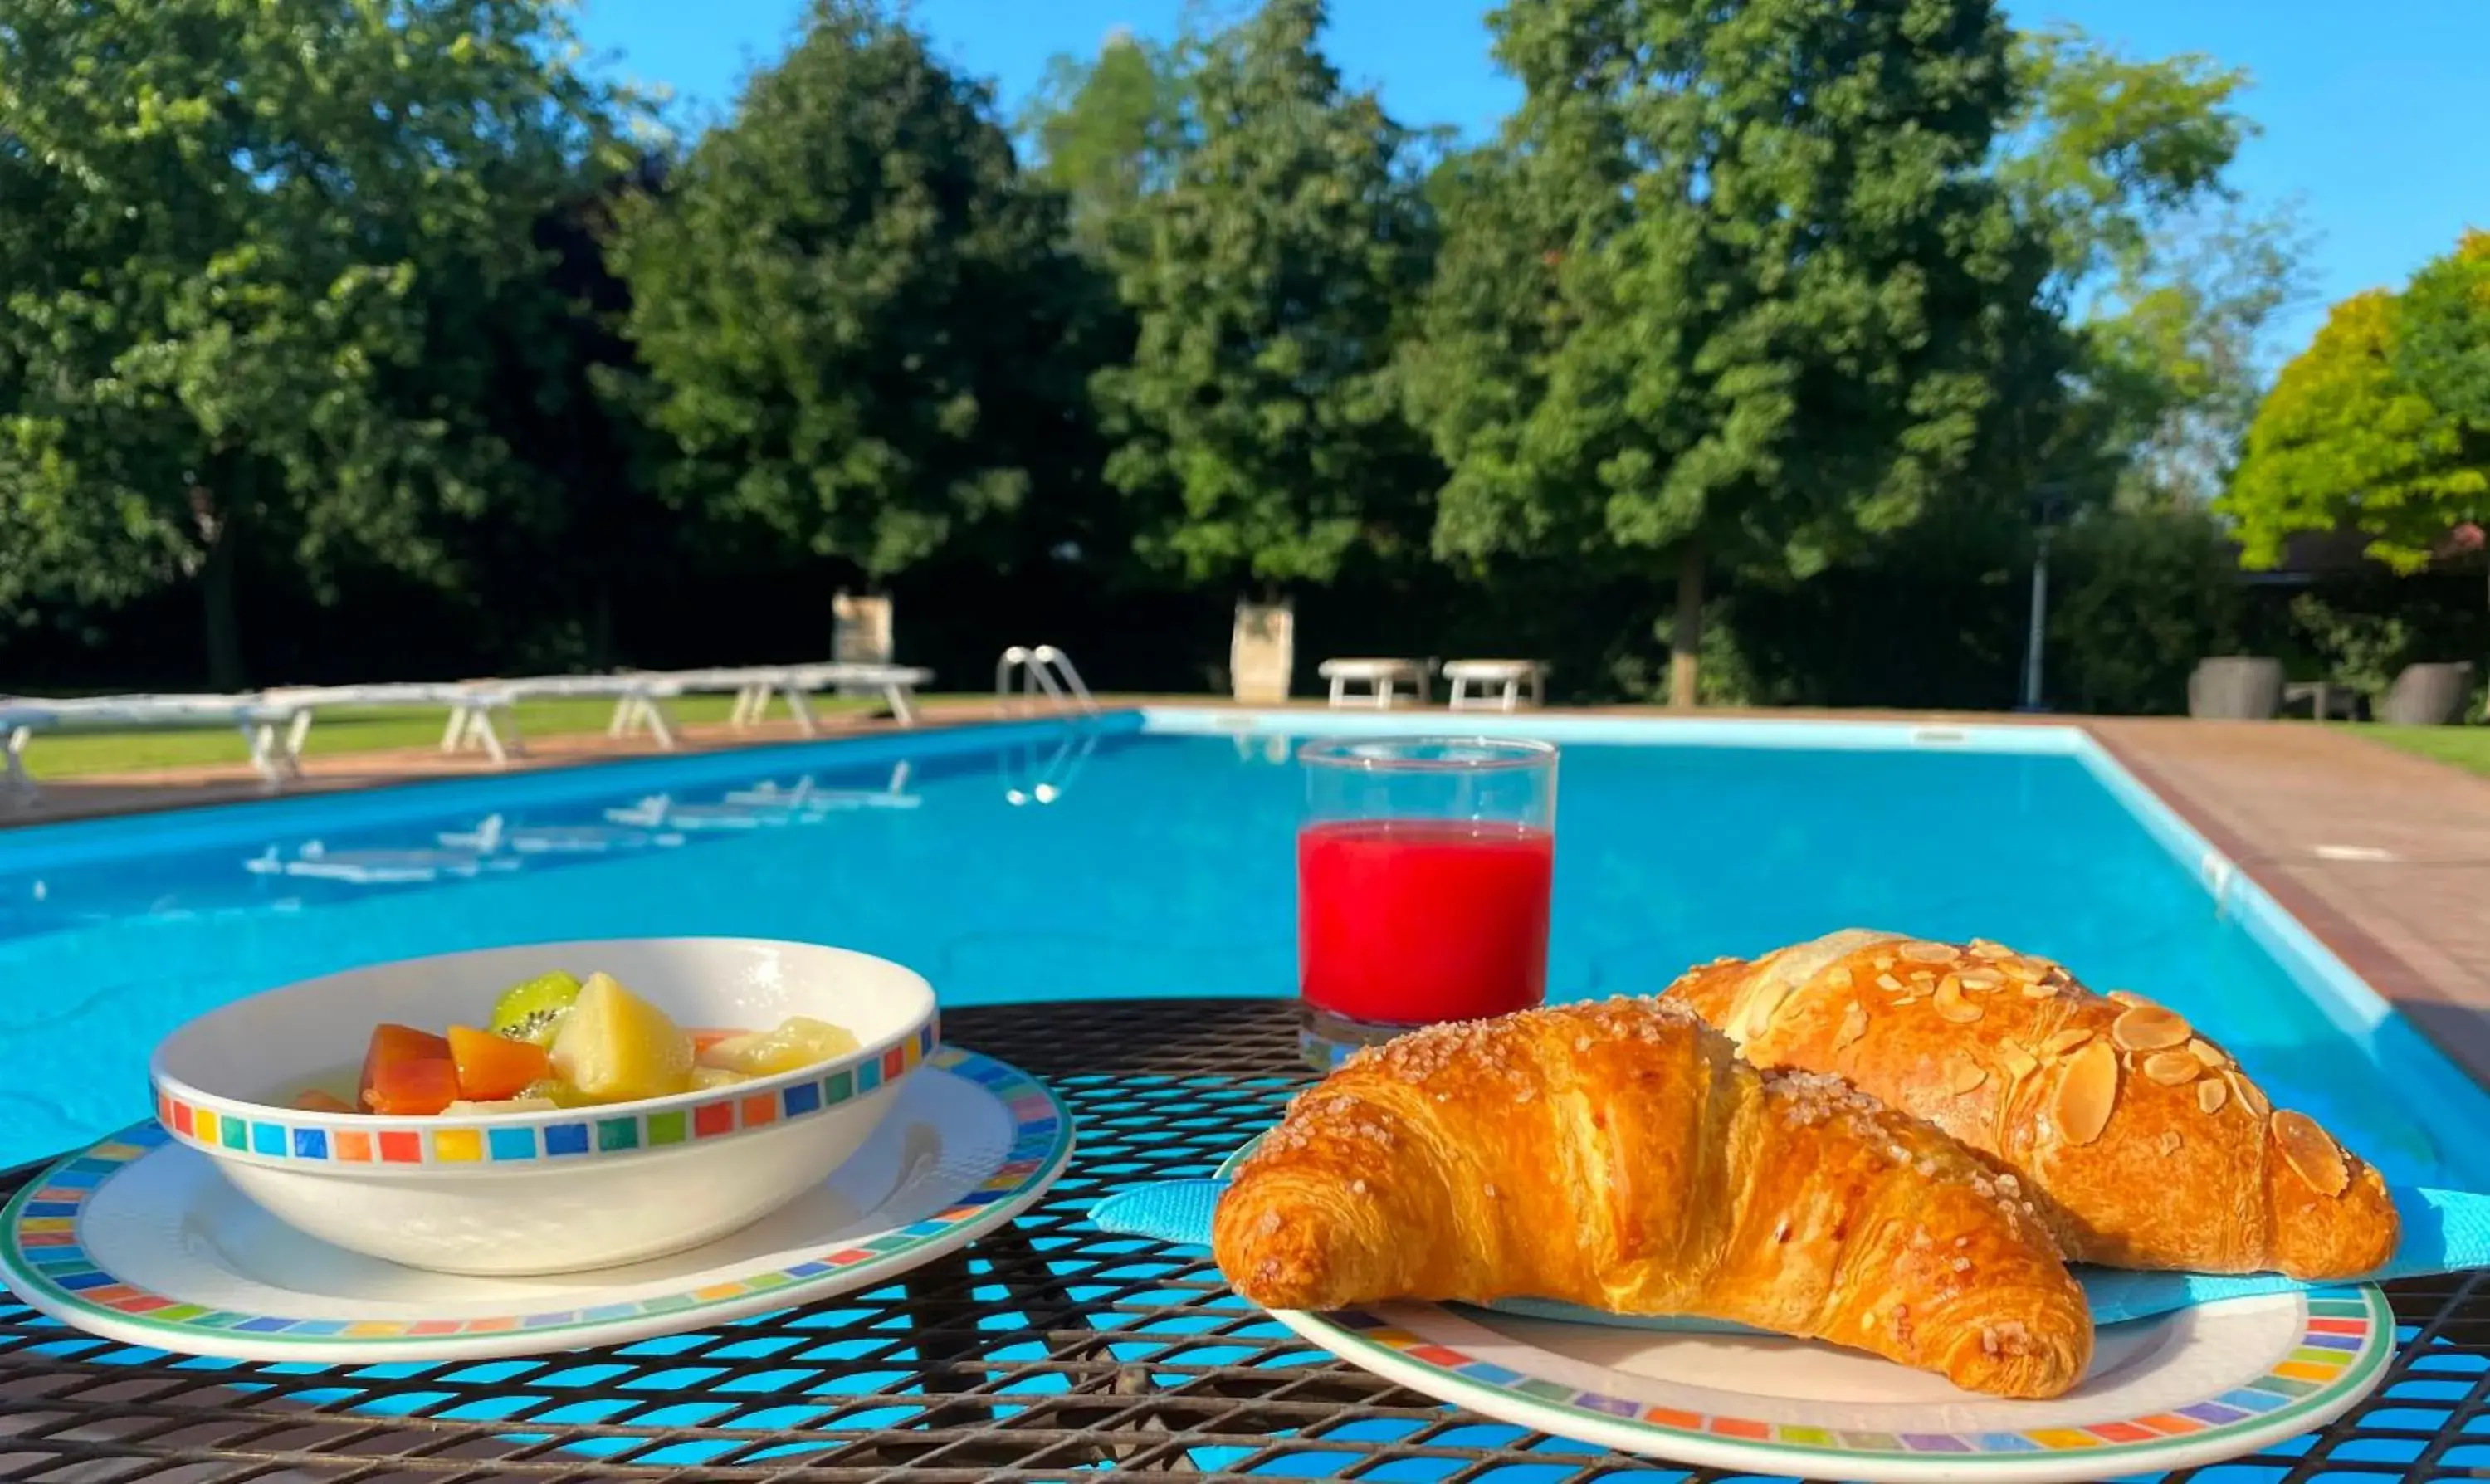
xmin=2087 ymin=718 xmax=2490 ymax=1083
xmin=4 ymin=699 xmax=2483 ymax=1083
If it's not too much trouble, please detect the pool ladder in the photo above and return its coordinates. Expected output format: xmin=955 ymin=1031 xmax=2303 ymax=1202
xmin=995 ymin=645 xmax=1100 ymax=716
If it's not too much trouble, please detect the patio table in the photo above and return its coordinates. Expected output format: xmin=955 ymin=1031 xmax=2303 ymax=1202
xmin=2 ymin=996 xmax=2484 ymax=1482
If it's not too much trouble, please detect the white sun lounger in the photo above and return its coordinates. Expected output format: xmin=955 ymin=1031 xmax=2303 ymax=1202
xmin=608 ymin=663 xmax=935 ymax=744
xmin=256 ymin=682 xmax=524 ymax=768
xmin=2 ymin=693 xmax=311 ymax=798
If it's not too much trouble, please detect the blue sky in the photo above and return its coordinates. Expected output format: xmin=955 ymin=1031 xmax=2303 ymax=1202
xmin=570 ymin=0 xmax=2490 ymax=350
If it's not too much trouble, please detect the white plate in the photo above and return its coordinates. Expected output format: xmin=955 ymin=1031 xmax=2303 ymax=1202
xmin=1275 ymin=1289 xmax=2392 ymax=1482
xmin=1 ymin=1047 xmax=1070 ymax=1364
xmin=1215 ymin=1154 xmax=2392 ymax=1482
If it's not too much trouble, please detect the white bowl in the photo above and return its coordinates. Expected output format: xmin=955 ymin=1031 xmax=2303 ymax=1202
xmin=149 ymin=937 xmax=939 ymax=1276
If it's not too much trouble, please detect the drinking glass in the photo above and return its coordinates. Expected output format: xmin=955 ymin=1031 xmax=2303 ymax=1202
xmin=1295 ymin=736 xmax=1559 ymax=1067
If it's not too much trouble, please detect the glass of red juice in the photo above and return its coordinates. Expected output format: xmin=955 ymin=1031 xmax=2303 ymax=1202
xmin=1296 ymin=736 xmax=1557 ymax=1067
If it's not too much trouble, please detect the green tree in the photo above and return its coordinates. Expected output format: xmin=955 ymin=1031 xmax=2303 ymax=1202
xmin=2001 ymin=27 xmax=2311 ymax=508
xmin=1018 ymin=30 xmax=1187 ymax=262
xmin=1093 ymin=0 xmax=1441 ymax=594
xmin=2394 ymin=230 xmax=2490 ymax=450
xmin=0 ymin=0 xmax=631 ymax=686
xmin=617 ymin=0 xmax=1092 ymax=584
xmin=1409 ymin=0 xmax=2058 ymax=707
xmin=2222 ymin=287 xmax=2485 ymax=573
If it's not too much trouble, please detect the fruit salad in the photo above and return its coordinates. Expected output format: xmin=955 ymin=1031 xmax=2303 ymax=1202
xmin=295 ymin=969 xmax=863 ymax=1117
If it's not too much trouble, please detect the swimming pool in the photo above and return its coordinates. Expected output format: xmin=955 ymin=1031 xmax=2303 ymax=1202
xmin=1 ymin=708 xmax=2483 ymax=1191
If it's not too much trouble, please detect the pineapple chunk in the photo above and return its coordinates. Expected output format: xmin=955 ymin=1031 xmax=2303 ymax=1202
xmin=696 ymin=1016 xmax=861 ymax=1077
xmin=440 ymin=1096 xmax=560 ymax=1116
xmin=691 ymin=1065 xmax=754 ymax=1091
xmin=549 ymin=972 xmax=694 ymax=1102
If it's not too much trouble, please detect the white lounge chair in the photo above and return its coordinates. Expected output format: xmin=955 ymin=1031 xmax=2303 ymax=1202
xmin=1443 ymin=659 xmax=1549 ymax=711
xmin=2 ymin=693 xmax=310 ymax=799
xmin=465 ymin=673 xmax=681 ymax=751
xmin=1318 ymin=657 xmax=1433 ymax=709
xmin=608 ymin=663 xmax=935 ymax=744
xmin=779 ymin=662 xmax=933 ymax=730
xmin=257 ymin=681 xmax=523 ymax=768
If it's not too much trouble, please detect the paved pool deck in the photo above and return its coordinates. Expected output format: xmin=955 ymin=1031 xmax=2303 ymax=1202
xmin=5 ymin=701 xmax=2486 ymax=1084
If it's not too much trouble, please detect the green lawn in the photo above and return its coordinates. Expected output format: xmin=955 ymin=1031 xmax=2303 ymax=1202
xmin=12 ymin=693 xmax=911 ymax=779
xmin=2351 ymin=723 xmax=2490 ymax=779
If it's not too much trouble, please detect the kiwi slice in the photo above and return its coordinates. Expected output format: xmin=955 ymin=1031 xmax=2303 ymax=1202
xmin=490 ymin=970 xmax=583 ymax=1047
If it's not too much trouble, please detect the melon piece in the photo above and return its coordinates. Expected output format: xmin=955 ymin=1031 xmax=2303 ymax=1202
xmin=548 ymin=972 xmax=693 ymax=1102
xmin=447 ymin=1024 xmax=552 ymax=1101
xmin=696 ymin=1016 xmax=862 ymax=1077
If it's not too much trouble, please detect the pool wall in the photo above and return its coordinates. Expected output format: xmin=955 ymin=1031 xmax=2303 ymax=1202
xmin=1144 ymin=705 xmax=2490 ymax=1147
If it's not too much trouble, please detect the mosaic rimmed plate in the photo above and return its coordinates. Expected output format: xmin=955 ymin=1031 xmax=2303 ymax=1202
xmin=1211 ymin=1150 xmax=2391 ymax=1482
xmin=0 ymin=1046 xmax=1070 ymax=1364
xmin=1272 ymin=1288 xmax=2390 ymax=1483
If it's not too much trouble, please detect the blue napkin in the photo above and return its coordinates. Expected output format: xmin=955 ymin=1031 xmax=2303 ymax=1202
xmin=1090 ymin=1178 xmax=2490 ymax=1329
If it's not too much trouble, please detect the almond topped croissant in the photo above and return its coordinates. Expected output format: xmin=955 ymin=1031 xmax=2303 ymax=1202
xmin=1665 ymin=930 xmax=2400 ymax=1279
xmin=1213 ymin=998 xmax=2092 ymax=1399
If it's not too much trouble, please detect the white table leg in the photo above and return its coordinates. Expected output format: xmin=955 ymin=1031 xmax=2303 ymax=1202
xmin=3 ymin=726 xmax=31 ymax=795
xmin=883 ymin=683 xmax=918 ymax=727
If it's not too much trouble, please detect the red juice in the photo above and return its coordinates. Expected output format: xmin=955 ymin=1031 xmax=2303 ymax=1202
xmin=1297 ymin=819 xmax=1555 ymax=1025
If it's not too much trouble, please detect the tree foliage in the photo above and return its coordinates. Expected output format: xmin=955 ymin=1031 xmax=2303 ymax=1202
xmin=2224 ymin=283 xmax=2488 ymax=573
xmin=0 ymin=0 xmax=630 ymax=683
xmin=1999 ymin=28 xmax=2308 ymax=507
xmin=1409 ymin=0 xmax=2060 ymax=704
xmin=1018 ymin=32 xmax=1186 ymax=263
xmin=1091 ymin=0 xmax=1440 ymax=593
xmin=616 ymin=0 xmax=1091 ymax=583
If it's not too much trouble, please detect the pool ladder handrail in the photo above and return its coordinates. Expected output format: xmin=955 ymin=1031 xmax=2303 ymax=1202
xmin=995 ymin=644 xmax=1099 ymax=716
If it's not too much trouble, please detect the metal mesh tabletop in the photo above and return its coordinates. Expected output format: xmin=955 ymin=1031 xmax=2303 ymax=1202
xmin=2 ymin=996 xmax=2487 ymax=1482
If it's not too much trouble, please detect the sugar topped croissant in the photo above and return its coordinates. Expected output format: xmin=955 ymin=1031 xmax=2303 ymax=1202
xmin=1213 ymin=998 xmax=2093 ymax=1399
xmin=1665 ymin=929 xmax=2400 ymax=1279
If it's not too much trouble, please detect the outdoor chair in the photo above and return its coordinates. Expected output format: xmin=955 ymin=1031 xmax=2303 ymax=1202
xmin=2381 ymin=661 xmax=2475 ymax=726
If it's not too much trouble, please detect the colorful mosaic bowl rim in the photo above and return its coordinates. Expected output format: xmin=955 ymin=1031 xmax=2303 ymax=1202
xmin=1283 ymin=1287 xmax=2391 ymax=1471
xmin=149 ymin=1017 xmax=941 ymax=1170
xmin=0 ymin=1045 xmax=1072 ymax=1351
xmin=149 ymin=970 xmax=938 ymax=1166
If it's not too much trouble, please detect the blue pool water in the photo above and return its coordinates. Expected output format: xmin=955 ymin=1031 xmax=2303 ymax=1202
xmin=0 ymin=712 xmax=2482 ymax=1188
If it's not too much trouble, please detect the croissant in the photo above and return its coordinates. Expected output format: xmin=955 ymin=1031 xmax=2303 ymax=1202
xmin=1664 ymin=930 xmax=2399 ymax=1279
xmin=1213 ymin=998 xmax=2092 ymax=1399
